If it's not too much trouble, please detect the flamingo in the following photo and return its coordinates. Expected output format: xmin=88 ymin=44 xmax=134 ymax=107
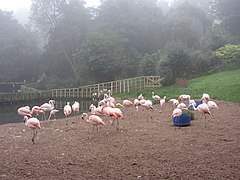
xmin=207 ymin=100 xmax=219 ymax=109
xmin=159 ymin=96 xmax=166 ymax=112
xmin=64 ymin=102 xmax=72 ymax=118
xmin=119 ymin=99 xmax=134 ymax=114
xmin=141 ymin=99 xmax=154 ymax=122
xmin=138 ymin=94 xmax=144 ymax=100
xmin=72 ymin=101 xmax=80 ymax=116
xmin=48 ymin=109 xmax=59 ymax=120
xmin=171 ymin=108 xmax=182 ymax=129
xmin=169 ymin=99 xmax=180 ymax=110
xmin=178 ymin=94 xmax=191 ymax=106
xmin=188 ymin=99 xmax=197 ymax=110
xmin=160 ymin=96 xmax=166 ymax=106
xmin=17 ymin=106 xmax=32 ymax=118
xmin=196 ymin=103 xmax=211 ymax=127
xmin=31 ymin=106 xmax=44 ymax=120
xmin=81 ymin=113 xmax=105 ymax=132
xmin=177 ymin=103 xmax=188 ymax=110
xmin=133 ymin=99 xmax=141 ymax=111
xmin=89 ymin=104 xmax=103 ymax=116
xmin=152 ymin=92 xmax=161 ymax=101
xmin=201 ymin=93 xmax=210 ymax=103
xmin=23 ymin=116 xmax=41 ymax=144
xmin=40 ymin=100 xmax=55 ymax=120
xmin=99 ymin=100 xmax=123 ymax=131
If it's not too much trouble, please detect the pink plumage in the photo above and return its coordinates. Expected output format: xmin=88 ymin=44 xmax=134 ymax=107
xmin=171 ymin=108 xmax=182 ymax=118
xmin=82 ymin=113 xmax=105 ymax=132
xmin=197 ymin=103 xmax=211 ymax=115
xmin=122 ymin=99 xmax=134 ymax=106
xmin=17 ymin=106 xmax=32 ymax=117
xmin=64 ymin=102 xmax=72 ymax=118
xmin=23 ymin=116 xmax=41 ymax=144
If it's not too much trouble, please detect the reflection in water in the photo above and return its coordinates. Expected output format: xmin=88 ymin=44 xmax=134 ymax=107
xmin=0 ymin=98 xmax=94 ymax=125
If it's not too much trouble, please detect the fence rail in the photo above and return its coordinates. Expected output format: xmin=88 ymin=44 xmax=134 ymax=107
xmin=0 ymin=76 xmax=163 ymax=103
xmin=51 ymin=76 xmax=163 ymax=98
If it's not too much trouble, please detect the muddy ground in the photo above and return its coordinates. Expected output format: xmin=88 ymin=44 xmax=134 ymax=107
xmin=0 ymin=100 xmax=240 ymax=180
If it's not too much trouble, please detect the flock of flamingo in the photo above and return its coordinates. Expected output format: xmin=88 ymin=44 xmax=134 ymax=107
xmin=17 ymin=91 xmax=219 ymax=144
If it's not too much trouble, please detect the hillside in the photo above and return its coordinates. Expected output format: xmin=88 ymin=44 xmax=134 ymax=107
xmin=116 ymin=70 xmax=240 ymax=102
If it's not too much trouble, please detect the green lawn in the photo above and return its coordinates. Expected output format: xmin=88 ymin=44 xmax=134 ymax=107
xmin=116 ymin=69 xmax=240 ymax=102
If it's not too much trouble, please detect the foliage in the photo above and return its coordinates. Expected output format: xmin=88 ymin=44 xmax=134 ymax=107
xmin=161 ymin=42 xmax=191 ymax=83
xmin=211 ymin=0 xmax=240 ymax=36
xmin=214 ymin=44 xmax=240 ymax=61
xmin=30 ymin=0 xmax=91 ymax=79
xmin=73 ymin=31 xmax=126 ymax=83
xmin=0 ymin=10 xmax=40 ymax=82
xmin=139 ymin=52 xmax=160 ymax=76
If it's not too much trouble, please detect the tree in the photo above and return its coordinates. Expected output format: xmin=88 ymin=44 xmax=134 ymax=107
xmin=30 ymin=0 xmax=91 ymax=79
xmin=214 ymin=44 xmax=240 ymax=66
xmin=166 ymin=2 xmax=211 ymax=50
xmin=0 ymin=10 xmax=40 ymax=82
xmin=157 ymin=42 xmax=191 ymax=85
xmin=211 ymin=0 xmax=240 ymax=36
xmin=139 ymin=51 xmax=161 ymax=76
xmin=73 ymin=31 xmax=126 ymax=83
xmin=97 ymin=0 xmax=165 ymax=54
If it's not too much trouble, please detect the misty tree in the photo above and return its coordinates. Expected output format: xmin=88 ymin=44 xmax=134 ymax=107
xmin=73 ymin=31 xmax=126 ymax=83
xmin=211 ymin=0 xmax=240 ymax=36
xmin=97 ymin=0 xmax=165 ymax=54
xmin=166 ymin=2 xmax=211 ymax=50
xmin=157 ymin=41 xmax=191 ymax=85
xmin=0 ymin=10 xmax=40 ymax=82
xmin=30 ymin=0 xmax=91 ymax=80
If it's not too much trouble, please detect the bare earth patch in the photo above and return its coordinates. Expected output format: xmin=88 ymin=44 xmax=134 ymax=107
xmin=0 ymin=100 xmax=240 ymax=179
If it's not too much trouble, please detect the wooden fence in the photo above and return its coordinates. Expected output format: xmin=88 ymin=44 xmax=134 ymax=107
xmin=0 ymin=76 xmax=163 ymax=103
xmin=51 ymin=76 xmax=163 ymax=98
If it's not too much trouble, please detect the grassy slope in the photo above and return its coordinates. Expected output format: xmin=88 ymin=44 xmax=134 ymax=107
xmin=116 ymin=69 xmax=240 ymax=102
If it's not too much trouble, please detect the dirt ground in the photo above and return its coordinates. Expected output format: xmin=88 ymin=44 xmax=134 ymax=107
xmin=0 ymin=100 xmax=240 ymax=180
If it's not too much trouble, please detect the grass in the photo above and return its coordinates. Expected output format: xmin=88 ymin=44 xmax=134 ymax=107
xmin=115 ymin=69 xmax=240 ymax=103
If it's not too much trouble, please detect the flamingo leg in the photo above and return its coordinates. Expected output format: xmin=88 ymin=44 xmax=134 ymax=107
xmin=32 ymin=129 xmax=36 ymax=144
xmin=116 ymin=119 xmax=119 ymax=131
xmin=205 ymin=114 xmax=207 ymax=128
xmin=178 ymin=116 xmax=180 ymax=129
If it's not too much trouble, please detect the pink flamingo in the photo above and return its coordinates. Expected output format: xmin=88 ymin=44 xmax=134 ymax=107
xmin=152 ymin=92 xmax=161 ymax=101
xmin=141 ymin=99 xmax=154 ymax=122
xmin=17 ymin=106 xmax=32 ymax=118
xmin=207 ymin=100 xmax=219 ymax=109
xmin=89 ymin=104 xmax=103 ymax=116
xmin=169 ymin=99 xmax=180 ymax=110
xmin=119 ymin=99 xmax=134 ymax=114
xmin=64 ymin=102 xmax=72 ymax=118
xmin=177 ymin=103 xmax=188 ymax=110
xmin=99 ymin=100 xmax=123 ymax=131
xmin=171 ymin=108 xmax=182 ymax=129
xmin=40 ymin=100 xmax=55 ymax=120
xmin=188 ymin=99 xmax=197 ymax=110
xmin=48 ymin=109 xmax=59 ymax=120
xmin=159 ymin=96 xmax=166 ymax=112
xmin=201 ymin=93 xmax=210 ymax=103
xmin=138 ymin=94 xmax=144 ymax=100
xmin=196 ymin=103 xmax=211 ymax=127
xmin=81 ymin=113 xmax=105 ymax=132
xmin=72 ymin=101 xmax=80 ymax=116
xmin=23 ymin=116 xmax=41 ymax=144
xmin=31 ymin=106 xmax=44 ymax=120
xmin=178 ymin=94 xmax=191 ymax=106
xmin=133 ymin=99 xmax=141 ymax=111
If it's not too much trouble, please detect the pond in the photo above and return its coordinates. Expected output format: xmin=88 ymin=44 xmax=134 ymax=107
xmin=0 ymin=98 xmax=96 ymax=125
